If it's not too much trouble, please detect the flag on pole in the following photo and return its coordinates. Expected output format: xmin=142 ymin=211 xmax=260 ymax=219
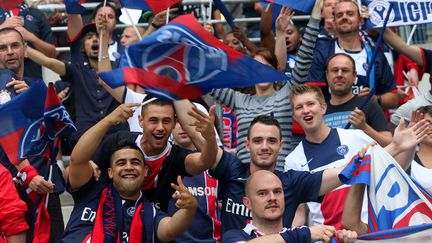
xmin=339 ymin=145 xmax=432 ymax=242
xmin=99 ymin=14 xmax=288 ymax=100
xmin=263 ymin=0 xmax=315 ymax=13
xmin=0 ymin=80 xmax=76 ymax=165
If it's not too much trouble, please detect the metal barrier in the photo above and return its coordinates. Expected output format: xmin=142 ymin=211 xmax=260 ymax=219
xmin=36 ymin=1 xmax=432 ymax=52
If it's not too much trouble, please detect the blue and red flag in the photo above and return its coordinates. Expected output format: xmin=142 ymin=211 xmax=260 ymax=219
xmin=0 ymin=80 xmax=76 ymax=165
xmin=100 ymin=14 xmax=288 ymax=100
xmin=119 ymin=0 xmax=180 ymax=13
xmin=264 ymin=0 xmax=315 ymax=13
xmin=339 ymin=145 xmax=432 ymax=242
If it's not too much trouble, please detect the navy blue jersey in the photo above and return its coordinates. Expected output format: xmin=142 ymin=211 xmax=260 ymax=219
xmin=92 ymin=131 xmax=192 ymax=212
xmin=222 ymin=224 xmax=311 ymax=243
xmin=210 ymin=151 xmax=323 ymax=234
xmin=307 ymin=38 xmax=396 ymax=97
xmin=167 ymin=171 xmax=221 ymax=242
xmin=62 ymin=175 xmax=166 ymax=242
xmin=422 ymin=48 xmax=432 ymax=74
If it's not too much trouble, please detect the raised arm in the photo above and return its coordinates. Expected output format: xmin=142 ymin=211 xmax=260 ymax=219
xmin=349 ymin=107 xmax=392 ymax=146
xmin=16 ymin=27 xmax=56 ymax=58
xmin=69 ymin=103 xmax=139 ymax=189
xmin=96 ymin=12 xmax=125 ymax=103
xmin=342 ymin=184 xmax=368 ymax=235
xmin=274 ymin=6 xmax=294 ymax=72
xmin=290 ymin=0 xmax=322 ymax=85
xmin=157 ymin=176 xmax=197 ymax=242
xmin=174 ymin=100 xmax=223 ymax=175
xmin=66 ymin=12 xmax=84 ymax=41
xmin=383 ymin=29 xmax=423 ymax=68
xmin=260 ymin=4 xmax=275 ymax=52
xmin=26 ymin=47 xmax=66 ymax=76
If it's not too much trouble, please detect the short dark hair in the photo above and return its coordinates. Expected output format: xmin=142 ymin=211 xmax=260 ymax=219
xmin=0 ymin=27 xmax=25 ymax=44
xmin=326 ymin=53 xmax=356 ymax=72
xmin=247 ymin=115 xmax=282 ymax=140
xmin=92 ymin=2 xmax=117 ymax=21
xmin=140 ymin=96 xmax=175 ymax=117
xmin=417 ymin=105 xmax=432 ymax=116
xmin=109 ymin=140 xmax=145 ymax=166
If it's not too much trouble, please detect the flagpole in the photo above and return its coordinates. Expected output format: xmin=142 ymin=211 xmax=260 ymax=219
xmin=208 ymin=0 xmax=212 ymax=23
xmin=166 ymin=7 xmax=170 ymax=24
xmin=344 ymin=4 xmax=393 ymax=129
xmin=201 ymin=4 xmax=207 ymax=23
xmin=406 ymin=25 xmax=417 ymax=45
xmin=98 ymin=0 xmax=108 ymax=62
xmin=124 ymin=8 xmax=142 ymax=40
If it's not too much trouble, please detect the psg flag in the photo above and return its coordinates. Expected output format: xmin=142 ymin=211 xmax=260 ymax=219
xmin=339 ymin=145 xmax=432 ymax=242
xmin=99 ymin=14 xmax=288 ymax=100
xmin=0 ymin=80 xmax=76 ymax=165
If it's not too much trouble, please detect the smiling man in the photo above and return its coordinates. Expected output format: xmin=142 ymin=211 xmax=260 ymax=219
xmin=72 ymin=97 xmax=219 ymax=215
xmin=65 ymin=134 xmax=198 ymax=242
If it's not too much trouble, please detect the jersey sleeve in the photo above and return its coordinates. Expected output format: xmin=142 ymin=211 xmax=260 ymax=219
xmin=306 ymin=39 xmax=330 ymax=87
xmin=209 ymin=151 xmax=246 ymax=180
xmin=283 ymin=170 xmax=324 ymax=203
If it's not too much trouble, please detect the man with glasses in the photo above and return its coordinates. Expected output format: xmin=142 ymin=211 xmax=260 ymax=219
xmin=323 ymin=53 xmax=392 ymax=146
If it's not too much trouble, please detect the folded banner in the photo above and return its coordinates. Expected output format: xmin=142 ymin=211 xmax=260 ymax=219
xmin=100 ymin=14 xmax=288 ymax=100
xmin=119 ymin=0 xmax=180 ymax=13
xmin=339 ymin=145 xmax=432 ymax=242
xmin=363 ymin=0 xmax=432 ymax=28
xmin=264 ymin=0 xmax=315 ymax=13
xmin=0 ymin=81 xmax=76 ymax=165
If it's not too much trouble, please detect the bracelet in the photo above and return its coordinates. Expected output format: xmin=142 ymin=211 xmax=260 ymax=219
xmin=100 ymin=55 xmax=109 ymax=60
xmin=16 ymin=165 xmax=39 ymax=187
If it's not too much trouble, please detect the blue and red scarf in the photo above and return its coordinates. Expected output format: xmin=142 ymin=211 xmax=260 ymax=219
xmin=89 ymin=184 xmax=155 ymax=243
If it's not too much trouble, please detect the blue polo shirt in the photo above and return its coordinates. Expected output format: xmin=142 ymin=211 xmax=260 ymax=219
xmin=0 ymin=4 xmax=54 ymax=80
xmin=210 ymin=151 xmax=323 ymax=234
xmin=60 ymin=62 xmax=127 ymax=142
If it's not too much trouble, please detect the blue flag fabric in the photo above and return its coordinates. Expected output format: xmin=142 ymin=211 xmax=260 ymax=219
xmin=339 ymin=146 xmax=432 ymax=241
xmin=264 ymin=0 xmax=315 ymax=13
xmin=64 ymin=0 xmax=86 ymax=14
xmin=100 ymin=14 xmax=288 ymax=101
xmin=0 ymin=81 xmax=76 ymax=165
xmin=363 ymin=0 xmax=432 ymax=28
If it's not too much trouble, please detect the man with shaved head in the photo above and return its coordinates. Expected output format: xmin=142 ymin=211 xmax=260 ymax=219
xmin=222 ymin=170 xmax=357 ymax=242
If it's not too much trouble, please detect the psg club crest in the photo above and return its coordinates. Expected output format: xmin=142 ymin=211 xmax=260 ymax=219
xmin=336 ymin=145 xmax=349 ymax=156
xmin=139 ymin=25 xmax=228 ymax=84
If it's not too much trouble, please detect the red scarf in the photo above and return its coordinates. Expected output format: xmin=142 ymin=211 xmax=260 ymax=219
xmin=89 ymin=184 xmax=154 ymax=243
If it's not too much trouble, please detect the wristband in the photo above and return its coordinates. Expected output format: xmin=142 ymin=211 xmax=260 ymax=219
xmin=280 ymin=227 xmax=311 ymax=243
xmin=16 ymin=165 xmax=38 ymax=187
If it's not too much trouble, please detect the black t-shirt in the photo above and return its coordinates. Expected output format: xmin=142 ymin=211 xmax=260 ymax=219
xmin=93 ymin=131 xmax=192 ymax=212
xmin=60 ymin=63 xmax=127 ymax=142
xmin=325 ymin=95 xmax=389 ymax=132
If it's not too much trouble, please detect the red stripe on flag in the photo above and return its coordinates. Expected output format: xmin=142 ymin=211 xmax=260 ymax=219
xmin=0 ymin=128 xmax=24 ymax=165
xmin=170 ymin=15 xmax=242 ymax=62
xmin=123 ymin=67 xmax=204 ymax=99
